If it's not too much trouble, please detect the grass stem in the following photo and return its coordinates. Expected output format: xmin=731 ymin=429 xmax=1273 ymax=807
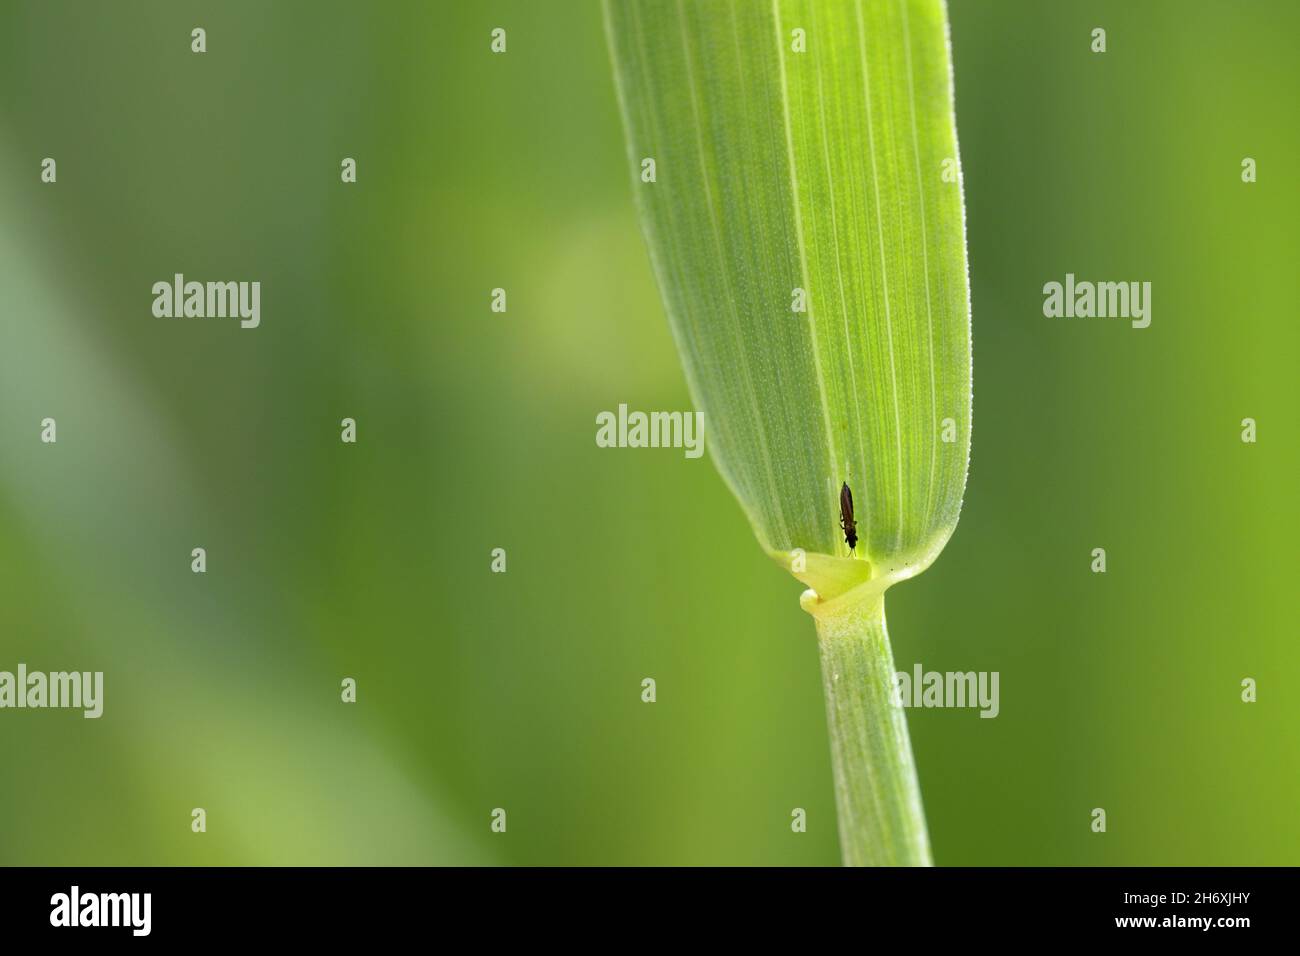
xmin=814 ymin=593 xmax=932 ymax=866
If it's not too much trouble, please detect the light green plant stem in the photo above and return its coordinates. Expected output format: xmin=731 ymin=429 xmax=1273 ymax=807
xmin=814 ymin=593 xmax=931 ymax=866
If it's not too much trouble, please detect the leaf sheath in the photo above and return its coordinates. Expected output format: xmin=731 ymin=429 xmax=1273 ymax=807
xmin=815 ymin=594 xmax=930 ymax=866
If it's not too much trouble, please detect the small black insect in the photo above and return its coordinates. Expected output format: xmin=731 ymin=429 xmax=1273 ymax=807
xmin=839 ymin=481 xmax=858 ymax=554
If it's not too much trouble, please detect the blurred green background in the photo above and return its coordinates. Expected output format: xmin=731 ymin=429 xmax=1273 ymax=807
xmin=0 ymin=0 xmax=1295 ymax=865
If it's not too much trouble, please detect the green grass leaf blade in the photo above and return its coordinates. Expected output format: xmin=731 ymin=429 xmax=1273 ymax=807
xmin=604 ymin=0 xmax=971 ymax=590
